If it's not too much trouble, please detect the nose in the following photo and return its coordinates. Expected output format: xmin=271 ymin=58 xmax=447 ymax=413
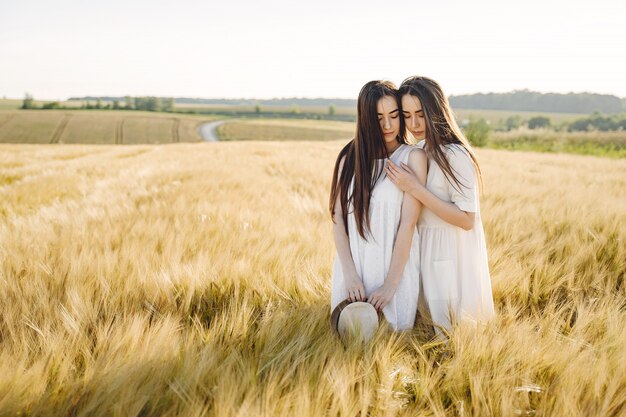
xmin=411 ymin=116 xmax=420 ymax=130
xmin=382 ymin=116 xmax=391 ymax=130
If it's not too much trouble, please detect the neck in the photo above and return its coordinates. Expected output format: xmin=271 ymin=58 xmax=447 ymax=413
xmin=385 ymin=140 xmax=401 ymax=156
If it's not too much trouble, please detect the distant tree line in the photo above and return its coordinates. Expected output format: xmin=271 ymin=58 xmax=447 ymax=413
xmin=449 ymin=90 xmax=624 ymax=114
xmin=69 ymin=96 xmax=357 ymax=108
xmin=21 ymin=94 xmax=175 ymax=112
xmin=567 ymin=113 xmax=626 ymax=132
xmin=462 ymin=112 xmax=626 ymax=147
xmin=70 ymin=91 xmax=626 ymax=115
xmin=122 ymin=96 xmax=174 ymax=112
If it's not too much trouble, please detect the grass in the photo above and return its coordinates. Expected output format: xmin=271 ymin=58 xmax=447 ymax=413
xmin=453 ymin=108 xmax=584 ymax=124
xmin=0 ymin=110 xmax=221 ymax=144
xmin=217 ymin=119 xmax=355 ymax=141
xmin=0 ymin=141 xmax=624 ymax=416
xmin=488 ymin=129 xmax=626 ymax=158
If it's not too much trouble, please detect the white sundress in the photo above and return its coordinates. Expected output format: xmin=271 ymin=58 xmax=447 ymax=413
xmin=416 ymin=140 xmax=495 ymax=332
xmin=330 ymin=144 xmax=421 ymax=331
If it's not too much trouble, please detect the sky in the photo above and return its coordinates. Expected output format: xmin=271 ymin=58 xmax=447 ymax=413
xmin=1 ymin=0 xmax=625 ymax=100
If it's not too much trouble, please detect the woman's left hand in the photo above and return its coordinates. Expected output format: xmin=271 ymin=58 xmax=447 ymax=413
xmin=386 ymin=160 xmax=417 ymax=193
xmin=367 ymin=282 xmax=398 ymax=312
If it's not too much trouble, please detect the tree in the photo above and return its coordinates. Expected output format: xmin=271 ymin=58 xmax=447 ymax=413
xmin=328 ymin=104 xmax=336 ymax=116
xmin=291 ymin=104 xmax=300 ymax=114
xmin=255 ymin=104 xmax=261 ymax=114
xmin=42 ymin=101 xmax=61 ymax=109
xmin=464 ymin=117 xmax=490 ymax=147
xmin=504 ymin=115 xmax=521 ymax=131
xmin=146 ymin=96 xmax=160 ymax=112
xmin=162 ymin=97 xmax=175 ymax=112
xmin=21 ymin=93 xmax=35 ymax=109
xmin=528 ymin=116 xmax=551 ymax=129
xmin=124 ymin=96 xmax=134 ymax=110
xmin=113 ymin=100 xmax=120 ymax=110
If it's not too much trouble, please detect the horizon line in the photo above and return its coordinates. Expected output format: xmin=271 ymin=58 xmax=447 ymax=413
xmin=4 ymin=88 xmax=626 ymax=102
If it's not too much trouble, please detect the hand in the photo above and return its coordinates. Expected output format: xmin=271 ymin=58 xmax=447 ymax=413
xmin=344 ymin=275 xmax=366 ymax=302
xmin=367 ymin=282 xmax=398 ymax=312
xmin=386 ymin=160 xmax=418 ymax=193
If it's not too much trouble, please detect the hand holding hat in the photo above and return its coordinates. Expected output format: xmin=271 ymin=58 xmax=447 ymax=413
xmin=331 ymin=299 xmax=381 ymax=344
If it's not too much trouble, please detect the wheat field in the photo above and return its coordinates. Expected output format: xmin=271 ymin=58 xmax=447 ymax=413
xmin=0 ymin=110 xmax=219 ymax=144
xmin=0 ymin=141 xmax=624 ymax=416
xmin=217 ymin=119 xmax=355 ymax=142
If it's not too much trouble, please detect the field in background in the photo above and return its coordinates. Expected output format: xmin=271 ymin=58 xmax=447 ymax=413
xmin=0 ymin=141 xmax=624 ymax=416
xmin=1 ymin=100 xmax=623 ymax=157
xmin=217 ymin=119 xmax=355 ymax=141
xmin=0 ymin=110 xmax=219 ymax=144
xmin=169 ymin=103 xmax=586 ymax=124
xmin=490 ymin=129 xmax=626 ymax=157
xmin=453 ymin=108 xmax=583 ymax=124
xmin=216 ymin=118 xmax=626 ymax=157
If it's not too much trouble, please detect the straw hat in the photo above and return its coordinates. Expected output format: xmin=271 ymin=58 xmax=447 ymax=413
xmin=330 ymin=299 xmax=380 ymax=343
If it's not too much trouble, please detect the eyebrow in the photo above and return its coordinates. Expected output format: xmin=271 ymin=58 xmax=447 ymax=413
xmin=377 ymin=108 xmax=399 ymax=115
xmin=401 ymin=109 xmax=424 ymax=113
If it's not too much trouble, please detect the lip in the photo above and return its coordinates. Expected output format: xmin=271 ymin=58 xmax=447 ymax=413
xmin=384 ymin=132 xmax=396 ymax=136
xmin=413 ymin=131 xmax=425 ymax=136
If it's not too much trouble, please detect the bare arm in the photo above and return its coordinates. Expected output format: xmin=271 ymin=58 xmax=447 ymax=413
xmin=386 ymin=157 xmax=476 ymax=231
xmin=406 ymin=179 xmax=475 ymax=230
xmin=368 ymin=149 xmax=427 ymax=311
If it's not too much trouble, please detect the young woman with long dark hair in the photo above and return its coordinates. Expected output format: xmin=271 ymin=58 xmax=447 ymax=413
xmin=329 ymin=80 xmax=427 ymax=331
xmin=385 ymin=76 xmax=495 ymax=333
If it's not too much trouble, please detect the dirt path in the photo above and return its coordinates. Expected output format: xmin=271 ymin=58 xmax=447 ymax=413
xmin=198 ymin=120 xmax=228 ymax=142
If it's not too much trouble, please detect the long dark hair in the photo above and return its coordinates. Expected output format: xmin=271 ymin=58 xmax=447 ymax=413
xmin=398 ymin=76 xmax=482 ymax=192
xmin=329 ymin=80 xmax=407 ymax=239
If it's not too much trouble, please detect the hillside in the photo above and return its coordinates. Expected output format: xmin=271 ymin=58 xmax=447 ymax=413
xmin=449 ymin=90 xmax=624 ymax=114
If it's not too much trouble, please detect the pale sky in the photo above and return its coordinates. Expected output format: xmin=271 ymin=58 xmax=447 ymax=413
xmin=1 ymin=0 xmax=625 ymax=100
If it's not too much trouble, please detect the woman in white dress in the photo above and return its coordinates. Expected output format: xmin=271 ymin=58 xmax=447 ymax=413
xmin=385 ymin=76 xmax=495 ymax=333
xmin=329 ymin=80 xmax=427 ymax=331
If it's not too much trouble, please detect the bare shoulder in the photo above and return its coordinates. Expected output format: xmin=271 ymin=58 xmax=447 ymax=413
xmin=407 ymin=147 xmax=427 ymax=167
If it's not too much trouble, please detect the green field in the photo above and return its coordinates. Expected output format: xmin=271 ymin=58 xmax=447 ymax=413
xmin=217 ymin=119 xmax=355 ymax=141
xmin=489 ymin=129 xmax=626 ymax=158
xmin=453 ymin=108 xmax=584 ymax=124
xmin=0 ymin=110 xmax=219 ymax=144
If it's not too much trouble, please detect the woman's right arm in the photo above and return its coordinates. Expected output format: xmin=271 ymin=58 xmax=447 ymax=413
xmin=385 ymin=151 xmax=476 ymax=230
xmin=332 ymin=159 xmax=366 ymax=302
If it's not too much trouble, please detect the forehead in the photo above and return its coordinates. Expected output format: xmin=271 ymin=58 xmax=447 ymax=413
xmin=376 ymin=95 xmax=398 ymax=113
xmin=401 ymin=94 xmax=423 ymax=111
